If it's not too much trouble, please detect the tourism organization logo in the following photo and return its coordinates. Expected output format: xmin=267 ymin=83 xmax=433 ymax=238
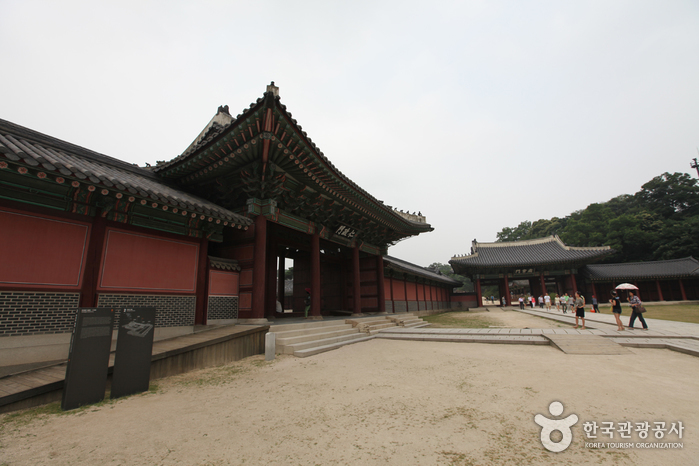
xmin=534 ymin=401 xmax=685 ymax=452
xmin=534 ymin=401 xmax=578 ymax=452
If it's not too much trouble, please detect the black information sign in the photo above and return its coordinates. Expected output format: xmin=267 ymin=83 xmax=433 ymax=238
xmin=62 ymin=307 xmax=116 ymax=411
xmin=110 ymin=307 xmax=156 ymax=399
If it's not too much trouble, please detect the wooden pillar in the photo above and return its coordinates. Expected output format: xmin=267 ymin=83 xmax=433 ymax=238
xmin=251 ymin=215 xmax=267 ymax=319
xmin=265 ymin=239 xmax=277 ymax=319
xmin=352 ymin=245 xmax=361 ymax=315
xmin=277 ymin=252 xmax=286 ymax=310
xmin=679 ymin=279 xmax=687 ymax=301
xmin=540 ymin=273 xmax=546 ymax=295
xmin=503 ymin=275 xmax=511 ymax=306
xmin=311 ymin=232 xmax=321 ymax=317
xmin=475 ymin=277 xmax=482 ymax=307
xmin=194 ymin=237 xmax=210 ymax=325
xmin=570 ymin=273 xmax=578 ymax=295
xmin=377 ymin=255 xmax=386 ymax=313
xmin=656 ymin=279 xmax=664 ymax=302
xmin=79 ymin=216 xmax=107 ymax=308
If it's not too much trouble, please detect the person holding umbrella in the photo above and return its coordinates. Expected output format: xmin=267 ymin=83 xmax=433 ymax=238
xmin=627 ymin=291 xmax=649 ymax=330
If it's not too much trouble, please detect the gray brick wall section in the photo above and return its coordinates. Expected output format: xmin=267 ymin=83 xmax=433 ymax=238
xmin=207 ymin=296 xmax=238 ymax=320
xmin=394 ymin=301 xmax=407 ymax=312
xmin=0 ymin=291 xmax=80 ymax=337
xmin=97 ymin=294 xmax=195 ymax=328
xmin=408 ymin=301 xmax=418 ymax=312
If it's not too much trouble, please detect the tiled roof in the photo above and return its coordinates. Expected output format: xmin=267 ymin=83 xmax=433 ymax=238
xmin=154 ymin=86 xmax=432 ymax=234
xmin=0 ymin=118 xmax=252 ymax=228
xmin=209 ymin=256 xmax=241 ymax=271
xmin=583 ymin=257 xmax=699 ymax=280
xmin=450 ymin=236 xmax=612 ymax=270
xmin=384 ymin=255 xmax=462 ymax=286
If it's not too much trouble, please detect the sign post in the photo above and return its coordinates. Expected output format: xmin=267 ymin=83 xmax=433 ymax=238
xmin=61 ymin=307 xmax=116 ymax=411
xmin=111 ymin=307 xmax=156 ymax=399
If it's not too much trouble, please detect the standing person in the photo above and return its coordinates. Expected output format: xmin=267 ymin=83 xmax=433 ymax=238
xmin=555 ymin=295 xmax=560 ymax=311
xmin=573 ymin=291 xmax=586 ymax=329
xmin=591 ymin=295 xmax=599 ymax=313
xmin=544 ymin=293 xmax=551 ymax=311
xmin=628 ymin=291 xmax=649 ymax=330
xmin=518 ymin=296 xmax=524 ymax=310
xmin=562 ymin=293 xmax=569 ymax=313
xmin=610 ymin=291 xmax=624 ymax=331
xmin=531 ymin=296 xmax=535 ymax=308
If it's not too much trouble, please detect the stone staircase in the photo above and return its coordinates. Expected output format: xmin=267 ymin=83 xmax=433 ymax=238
xmin=270 ymin=314 xmax=429 ymax=358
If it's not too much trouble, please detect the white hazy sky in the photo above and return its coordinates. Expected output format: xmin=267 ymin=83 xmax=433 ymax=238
xmin=2 ymin=1 xmax=698 ymax=267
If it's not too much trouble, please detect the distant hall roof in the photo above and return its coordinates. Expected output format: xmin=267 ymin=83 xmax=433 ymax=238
xmin=384 ymin=256 xmax=462 ymax=286
xmin=450 ymin=236 xmax=612 ymax=274
xmin=584 ymin=257 xmax=699 ymax=281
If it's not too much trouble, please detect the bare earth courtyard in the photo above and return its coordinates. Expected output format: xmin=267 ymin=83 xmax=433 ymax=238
xmin=1 ymin=310 xmax=697 ymax=465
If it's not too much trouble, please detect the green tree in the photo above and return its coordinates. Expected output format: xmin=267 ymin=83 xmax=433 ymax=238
xmin=427 ymin=262 xmax=474 ymax=292
xmin=496 ymin=220 xmax=532 ymax=242
xmin=636 ymin=172 xmax=699 ymax=219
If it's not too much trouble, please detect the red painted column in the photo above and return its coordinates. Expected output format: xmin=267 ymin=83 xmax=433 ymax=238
xmin=475 ymin=278 xmax=482 ymax=307
xmin=79 ymin=216 xmax=107 ymax=308
xmin=570 ymin=273 xmax=578 ymax=295
xmin=251 ymin=215 xmax=267 ymax=319
xmin=376 ymin=255 xmax=386 ymax=313
xmin=679 ymin=279 xmax=687 ymax=301
xmin=311 ymin=231 xmax=321 ymax=318
xmin=540 ymin=273 xmax=546 ymax=295
xmin=656 ymin=279 xmax=664 ymax=301
xmin=352 ymin=245 xmax=361 ymax=315
xmin=591 ymin=282 xmax=598 ymax=300
xmin=503 ymin=275 xmax=511 ymax=306
xmin=194 ymin=237 xmax=209 ymax=325
xmin=265 ymin=240 xmax=277 ymax=319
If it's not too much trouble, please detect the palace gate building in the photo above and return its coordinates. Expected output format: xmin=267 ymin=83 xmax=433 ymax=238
xmin=449 ymin=236 xmax=612 ymax=305
xmin=0 ymin=83 xmax=459 ymax=362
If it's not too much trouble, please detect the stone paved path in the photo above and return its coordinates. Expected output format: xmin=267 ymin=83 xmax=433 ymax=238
xmin=377 ymin=306 xmax=699 ymax=358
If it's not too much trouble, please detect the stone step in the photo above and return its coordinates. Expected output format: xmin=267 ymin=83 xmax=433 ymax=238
xmin=403 ymin=322 xmax=430 ymax=328
xmin=283 ymin=332 xmax=367 ymax=354
xmin=270 ymin=320 xmax=349 ymax=333
xmin=359 ymin=322 xmax=396 ymax=332
xmin=347 ymin=316 xmax=393 ymax=325
xmin=271 ymin=323 xmax=353 ymax=339
xmin=293 ymin=335 xmax=375 ymax=358
xmin=276 ymin=327 xmax=359 ymax=346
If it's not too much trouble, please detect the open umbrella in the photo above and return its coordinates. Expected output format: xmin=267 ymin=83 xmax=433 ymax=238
xmin=615 ymin=283 xmax=638 ymax=290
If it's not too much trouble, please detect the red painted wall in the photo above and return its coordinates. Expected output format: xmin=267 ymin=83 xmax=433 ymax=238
xmin=391 ymin=279 xmax=405 ymax=300
xmin=209 ymin=270 xmax=239 ymax=296
xmin=0 ymin=208 xmax=89 ymax=289
xmin=98 ymin=228 xmax=199 ymax=292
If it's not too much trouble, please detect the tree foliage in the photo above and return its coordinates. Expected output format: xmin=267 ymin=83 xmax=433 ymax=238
xmin=427 ymin=262 xmax=474 ymax=292
xmin=495 ymin=172 xmax=699 ymax=263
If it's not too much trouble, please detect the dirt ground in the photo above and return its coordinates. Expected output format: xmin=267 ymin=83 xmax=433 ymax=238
xmin=1 ymin=310 xmax=697 ymax=465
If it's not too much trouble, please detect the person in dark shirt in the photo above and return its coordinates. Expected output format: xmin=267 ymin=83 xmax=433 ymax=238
xmin=610 ymin=291 xmax=624 ymax=331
